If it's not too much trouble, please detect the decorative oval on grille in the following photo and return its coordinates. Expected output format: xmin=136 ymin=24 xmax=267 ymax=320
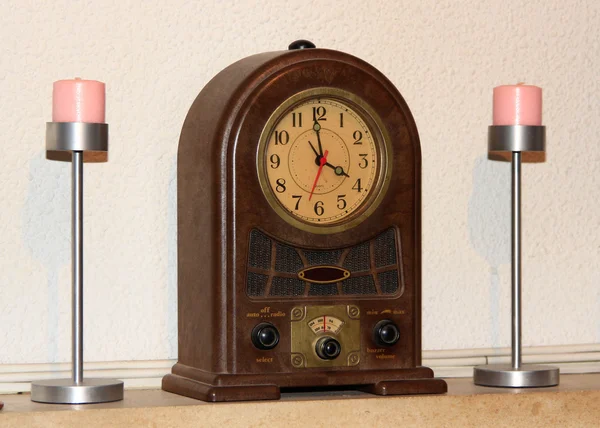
xmin=298 ymin=266 xmax=351 ymax=284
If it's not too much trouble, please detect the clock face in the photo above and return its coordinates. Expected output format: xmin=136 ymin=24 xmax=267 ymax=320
xmin=258 ymin=88 xmax=391 ymax=233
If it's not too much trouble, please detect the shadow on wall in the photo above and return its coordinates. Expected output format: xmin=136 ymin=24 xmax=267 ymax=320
xmin=22 ymin=151 xmax=70 ymax=363
xmin=167 ymin=155 xmax=177 ymax=359
xmin=468 ymin=154 xmax=511 ymax=347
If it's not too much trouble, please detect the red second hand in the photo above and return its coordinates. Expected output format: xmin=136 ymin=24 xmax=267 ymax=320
xmin=309 ymin=150 xmax=328 ymax=201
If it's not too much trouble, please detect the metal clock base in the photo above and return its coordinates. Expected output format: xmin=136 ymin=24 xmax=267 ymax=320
xmin=31 ymin=378 xmax=124 ymax=404
xmin=474 ymin=364 xmax=559 ymax=388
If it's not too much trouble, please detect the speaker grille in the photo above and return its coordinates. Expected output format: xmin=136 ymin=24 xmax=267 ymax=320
xmin=269 ymin=276 xmax=305 ymax=296
xmin=248 ymin=230 xmax=271 ymax=270
xmin=274 ymin=242 xmax=304 ymax=273
xmin=308 ymin=283 xmax=339 ymax=296
xmin=304 ymin=249 xmax=344 ymax=266
xmin=378 ymin=270 xmax=400 ymax=294
xmin=374 ymin=228 xmax=397 ymax=268
xmin=342 ymin=242 xmax=370 ymax=272
xmin=247 ymin=272 xmax=268 ymax=296
xmin=246 ymin=228 xmax=404 ymax=298
xmin=342 ymin=275 xmax=377 ymax=295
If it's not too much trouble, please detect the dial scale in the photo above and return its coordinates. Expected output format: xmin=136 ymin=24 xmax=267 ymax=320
xmin=308 ymin=315 xmax=345 ymax=334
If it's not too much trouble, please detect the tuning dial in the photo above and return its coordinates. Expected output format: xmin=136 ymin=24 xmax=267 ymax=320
xmin=373 ymin=320 xmax=400 ymax=347
xmin=251 ymin=322 xmax=280 ymax=350
xmin=315 ymin=336 xmax=341 ymax=360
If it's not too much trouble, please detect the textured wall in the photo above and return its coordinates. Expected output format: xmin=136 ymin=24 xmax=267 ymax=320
xmin=0 ymin=0 xmax=598 ymax=364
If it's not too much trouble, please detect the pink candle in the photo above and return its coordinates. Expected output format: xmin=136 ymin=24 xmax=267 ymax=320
xmin=52 ymin=78 xmax=105 ymax=123
xmin=493 ymin=84 xmax=542 ymax=126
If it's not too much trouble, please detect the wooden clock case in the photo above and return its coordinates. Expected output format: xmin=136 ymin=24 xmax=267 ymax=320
xmin=162 ymin=43 xmax=447 ymax=401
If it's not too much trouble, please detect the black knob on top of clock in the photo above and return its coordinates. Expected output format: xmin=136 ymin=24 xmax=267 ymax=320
xmin=251 ymin=322 xmax=280 ymax=350
xmin=373 ymin=320 xmax=400 ymax=347
xmin=315 ymin=336 xmax=341 ymax=360
xmin=288 ymin=40 xmax=316 ymax=50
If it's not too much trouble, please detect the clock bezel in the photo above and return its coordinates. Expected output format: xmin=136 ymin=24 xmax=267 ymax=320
xmin=256 ymin=87 xmax=393 ymax=234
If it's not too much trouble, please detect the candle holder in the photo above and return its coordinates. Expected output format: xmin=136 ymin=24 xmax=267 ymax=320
xmin=473 ymin=125 xmax=559 ymax=388
xmin=30 ymin=122 xmax=124 ymax=404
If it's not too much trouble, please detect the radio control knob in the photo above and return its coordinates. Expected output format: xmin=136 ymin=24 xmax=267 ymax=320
xmin=316 ymin=336 xmax=342 ymax=360
xmin=251 ymin=323 xmax=280 ymax=350
xmin=373 ymin=320 xmax=400 ymax=346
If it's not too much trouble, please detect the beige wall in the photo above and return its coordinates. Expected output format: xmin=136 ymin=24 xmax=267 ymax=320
xmin=0 ymin=0 xmax=597 ymax=365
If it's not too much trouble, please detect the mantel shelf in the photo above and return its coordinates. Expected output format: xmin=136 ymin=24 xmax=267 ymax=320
xmin=1 ymin=374 xmax=599 ymax=427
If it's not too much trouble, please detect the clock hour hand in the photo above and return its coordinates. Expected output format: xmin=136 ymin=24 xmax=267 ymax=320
xmin=324 ymin=162 xmax=350 ymax=178
xmin=308 ymin=140 xmax=320 ymax=158
xmin=309 ymin=141 xmax=348 ymax=176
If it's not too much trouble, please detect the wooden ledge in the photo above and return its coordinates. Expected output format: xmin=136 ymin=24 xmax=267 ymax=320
xmin=1 ymin=374 xmax=599 ymax=427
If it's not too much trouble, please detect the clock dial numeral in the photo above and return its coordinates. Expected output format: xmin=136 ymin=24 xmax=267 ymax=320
xmin=312 ymin=106 xmax=327 ymax=121
xmin=353 ymin=130 xmax=363 ymax=145
xmin=292 ymin=195 xmax=302 ymax=210
xmin=339 ymin=112 xmax=344 ymax=128
xmin=337 ymin=195 xmax=347 ymax=210
xmin=358 ymin=154 xmax=368 ymax=169
xmin=352 ymin=178 xmax=363 ymax=192
xmin=275 ymin=130 xmax=290 ymax=145
xmin=314 ymin=200 xmax=325 ymax=216
xmin=270 ymin=154 xmax=280 ymax=169
xmin=276 ymin=178 xmax=287 ymax=193
xmin=292 ymin=112 xmax=303 ymax=127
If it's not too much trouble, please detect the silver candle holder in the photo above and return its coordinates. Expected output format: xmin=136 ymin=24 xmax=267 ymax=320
xmin=473 ymin=125 xmax=559 ymax=388
xmin=30 ymin=122 xmax=124 ymax=404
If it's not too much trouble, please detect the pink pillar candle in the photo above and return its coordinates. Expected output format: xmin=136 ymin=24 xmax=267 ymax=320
xmin=493 ymin=84 xmax=542 ymax=126
xmin=52 ymin=78 xmax=105 ymax=123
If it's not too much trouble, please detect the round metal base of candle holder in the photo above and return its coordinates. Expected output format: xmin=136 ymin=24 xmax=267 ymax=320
xmin=31 ymin=378 xmax=124 ymax=404
xmin=473 ymin=364 xmax=559 ymax=388
xmin=488 ymin=125 xmax=545 ymax=153
xmin=46 ymin=122 xmax=108 ymax=152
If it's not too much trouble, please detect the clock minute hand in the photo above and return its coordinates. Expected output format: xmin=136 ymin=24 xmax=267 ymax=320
xmin=313 ymin=121 xmax=324 ymax=156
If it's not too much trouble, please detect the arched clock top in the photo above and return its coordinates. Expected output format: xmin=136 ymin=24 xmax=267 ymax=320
xmin=178 ymin=47 xmax=421 ymax=249
xmin=179 ymin=48 xmax=420 ymax=172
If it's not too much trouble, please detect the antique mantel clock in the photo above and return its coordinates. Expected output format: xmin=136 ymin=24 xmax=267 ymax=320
xmin=162 ymin=40 xmax=447 ymax=401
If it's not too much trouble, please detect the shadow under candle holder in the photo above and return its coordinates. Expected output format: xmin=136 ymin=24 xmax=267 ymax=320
xmin=468 ymin=153 xmax=511 ymax=348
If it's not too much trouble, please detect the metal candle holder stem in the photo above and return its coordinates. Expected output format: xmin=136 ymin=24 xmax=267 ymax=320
xmin=473 ymin=125 xmax=559 ymax=388
xmin=30 ymin=122 xmax=124 ymax=404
